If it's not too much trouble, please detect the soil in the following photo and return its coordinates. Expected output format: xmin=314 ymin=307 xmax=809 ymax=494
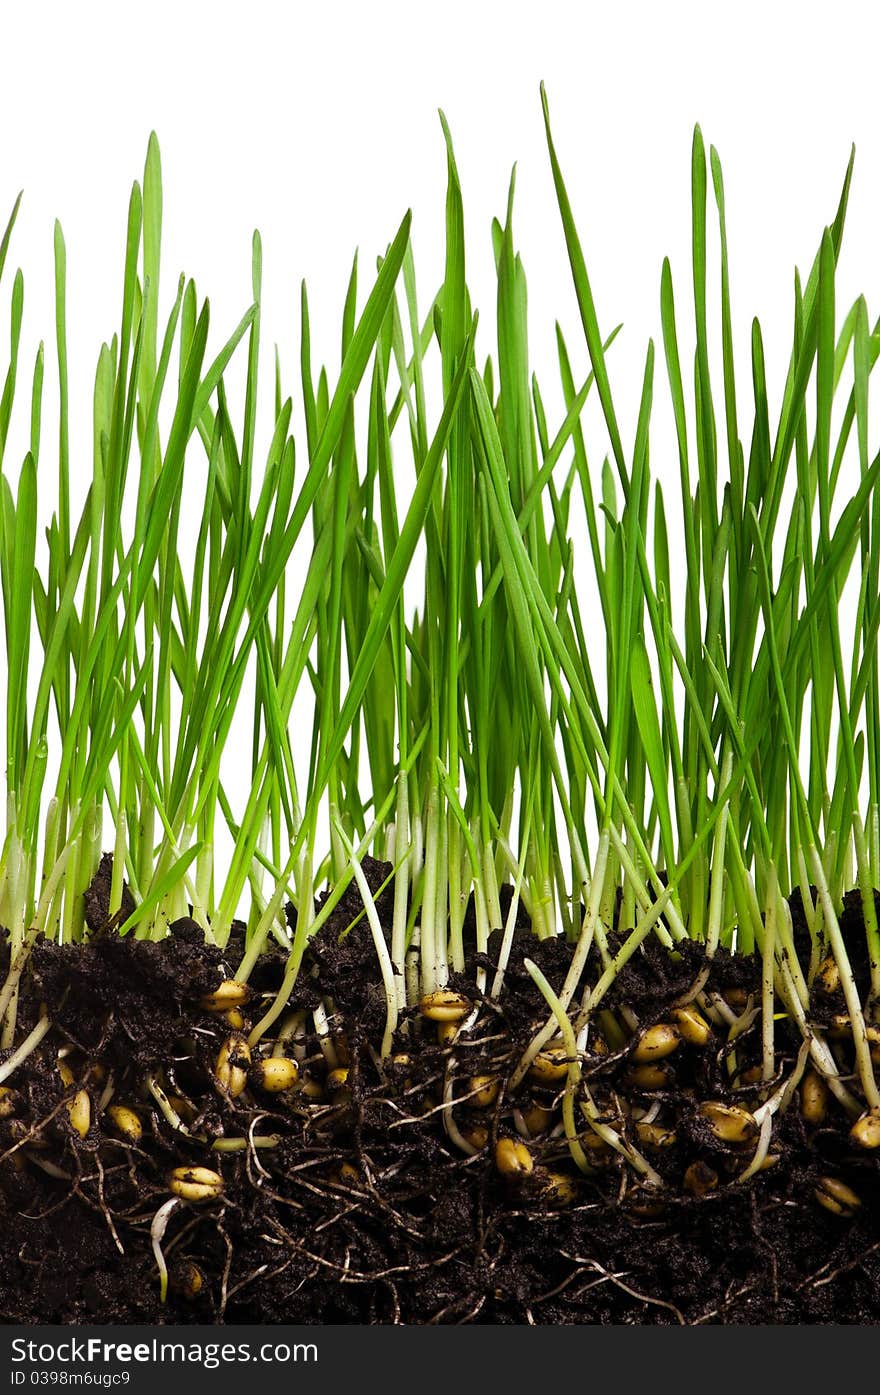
xmin=0 ymin=858 xmax=878 ymax=1326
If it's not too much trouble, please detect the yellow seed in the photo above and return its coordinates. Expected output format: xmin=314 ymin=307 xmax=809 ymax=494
xmin=627 ymin=1063 xmax=671 ymax=1090
xmin=460 ymin=1123 xmax=490 ymax=1151
xmin=222 ymin=1007 xmax=247 ymax=1031
xmin=850 ymin=1108 xmax=880 ymax=1150
xmin=581 ymin=1128 xmax=613 ymax=1156
xmin=801 ymin=1070 xmax=829 ymax=1126
xmin=107 ymin=1105 xmax=142 ymax=1144
xmin=58 ymin=1058 xmax=75 ymax=1088
xmin=200 ymin=980 xmax=251 ymax=1012
xmin=334 ymin=1162 xmax=361 ymax=1185
xmin=736 ymin=1065 xmax=764 ymax=1088
xmin=699 ymin=1101 xmax=758 ymax=1145
xmin=0 ymin=1086 xmax=18 ymax=1119
xmin=420 ymin=990 xmax=470 ymax=1023
xmin=520 ymin=1102 xmax=554 ymax=1137
xmin=632 ymin=1023 xmax=680 ymax=1062
xmin=495 ymin=1137 xmax=533 ymax=1177
xmin=168 ymin=1166 xmax=224 ymax=1202
xmin=670 ymin=1005 xmax=711 ymax=1047
xmin=627 ymin=1195 xmax=666 ymax=1218
xmin=815 ymin=956 xmax=840 ymax=995
xmin=166 ymin=1093 xmax=196 ymax=1124
xmin=540 ymin=1171 xmax=577 ymax=1207
xmin=67 ymin=1089 xmax=91 ymax=1139
xmin=528 ymin=1045 xmax=570 ymax=1083
xmin=251 ymin=1057 xmax=300 ymax=1093
xmin=215 ymin=1033 xmax=251 ymax=1098
xmin=635 ymin=1120 xmax=677 ymax=1149
xmin=326 ymin=1067 xmax=350 ymax=1093
xmin=724 ymin=988 xmax=749 ymax=1012
xmin=467 ymin=1075 xmax=500 ymax=1109
xmin=684 ymin=1160 xmax=718 ymax=1196
xmin=815 ymin=1176 xmax=861 ymax=1216
xmin=172 ymin=1261 xmax=205 ymax=1299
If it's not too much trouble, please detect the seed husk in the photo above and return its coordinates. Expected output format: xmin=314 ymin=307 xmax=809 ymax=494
xmin=58 ymin=1058 xmax=75 ymax=1088
xmin=215 ymin=1033 xmax=251 ymax=1098
xmin=67 ymin=1089 xmax=91 ymax=1139
xmin=801 ymin=1070 xmax=829 ymax=1125
xmin=670 ymin=1005 xmax=711 ymax=1047
xmin=684 ymin=1160 xmax=718 ymax=1196
xmin=0 ymin=1086 xmax=19 ymax=1118
xmin=107 ymin=1104 xmax=142 ymax=1144
xmin=419 ymin=989 xmax=470 ymax=1022
xmin=495 ymin=1137 xmax=533 ymax=1177
xmin=467 ymin=1074 xmax=500 ymax=1108
xmin=326 ymin=1067 xmax=350 ymax=1093
xmin=334 ymin=1162 xmax=360 ymax=1185
xmin=299 ymin=1075 xmax=325 ymax=1102
xmin=850 ymin=1108 xmax=880 ymax=1150
xmin=528 ymin=1045 xmax=570 ymax=1083
xmin=815 ymin=1176 xmax=861 ymax=1216
xmin=200 ymin=979 xmax=251 ymax=1011
xmin=251 ymin=1056 xmax=299 ymax=1093
xmin=632 ymin=1023 xmax=680 ymax=1062
xmin=168 ymin=1166 xmax=224 ymax=1202
xmin=222 ymin=1007 xmax=247 ymax=1031
xmin=699 ymin=1101 xmax=757 ymax=1144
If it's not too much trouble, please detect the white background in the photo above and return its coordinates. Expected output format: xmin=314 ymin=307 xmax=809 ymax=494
xmin=3 ymin=0 xmax=880 ymax=473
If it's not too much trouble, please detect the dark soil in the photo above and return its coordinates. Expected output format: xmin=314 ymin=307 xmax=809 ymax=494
xmin=1 ymin=858 xmax=879 ymax=1325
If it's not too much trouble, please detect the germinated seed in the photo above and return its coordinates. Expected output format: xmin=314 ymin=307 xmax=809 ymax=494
xmin=635 ymin=1120 xmax=676 ymax=1149
xmin=540 ymin=1171 xmax=577 ymax=1207
xmin=168 ymin=1166 xmax=224 ymax=1202
xmin=815 ymin=1176 xmax=860 ymax=1216
xmin=107 ymin=1104 xmax=142 ymax=1144
xmin=850 ymin=1108 xmax=880 ymax=1150
xmin=468 ymin=1074 xmax=500 ymax=1108
xmin=215 ymin=1033 xmax=251 ymax=1098
xmin=815 ymin=957 xmax=840 ymax=995
xmin=801 ymin=1070 xmax=829 ymax=1125
xmin=520 ymin=1102 xmax=554 ymax=1136
xmin=670 ymin=1006 xmax=711 ymax=1047
xmin=200 ymin=980 xmax=251 ymax=1012
xmin=419 ymin=990 xmax=470 ymax=1022
xmin=684 ymin=1160 xmax=718 ymax=1196
xmin=495 ymin=1137 xmax=533 ymax=1177
xmin=626 ymin=1063 xmax=671 ymax=1090
xmin=67 ymin=1089 xmax=91 ymax=1139
xmin=528 ymin=1045 xmax=570 ymax=1083
xmin=699 ymin=1101 xmax=757 ymax=1144
xmin=251 ymin=1057 xmax=299 ymax=1093
xmin=632 ymin=1023 xmax=680 ymax=1062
